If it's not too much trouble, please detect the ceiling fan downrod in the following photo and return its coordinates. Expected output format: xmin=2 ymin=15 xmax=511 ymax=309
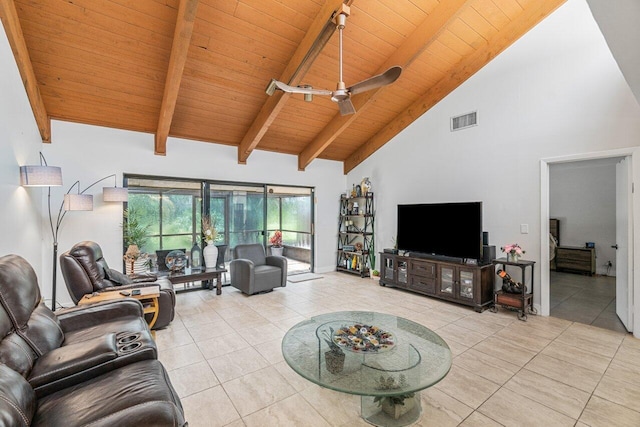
xmin=332 ymin=13 xmax=349 ymax=103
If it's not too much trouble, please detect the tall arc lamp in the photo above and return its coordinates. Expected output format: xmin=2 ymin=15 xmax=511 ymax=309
xmin=20 ymin=153 xmax=128 ymax=310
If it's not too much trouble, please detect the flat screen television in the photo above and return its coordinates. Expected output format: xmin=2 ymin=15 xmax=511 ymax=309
xmin=397 ymin=202 xmax=482 ymax=261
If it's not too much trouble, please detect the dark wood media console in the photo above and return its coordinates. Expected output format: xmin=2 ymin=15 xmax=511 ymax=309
xmin=379 ymin=252 xmax=494 ymax=312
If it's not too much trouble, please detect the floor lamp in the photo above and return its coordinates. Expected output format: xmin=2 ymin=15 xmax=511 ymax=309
xmin=20 ymin=153 xmax=128 ymax=310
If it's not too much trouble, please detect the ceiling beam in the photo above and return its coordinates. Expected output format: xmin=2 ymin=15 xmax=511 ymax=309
xmin=154 ymin=0 xmax=199 ymax=156
xmin=297 ymin=0 xmax=470 ymax=171
xmin=343 ymin=0 xmax=567 ymax=173
xmin=237 ymin=0 xmax=348 ymax=164
xmin=0 ymin=0 xmax=50 ymax=143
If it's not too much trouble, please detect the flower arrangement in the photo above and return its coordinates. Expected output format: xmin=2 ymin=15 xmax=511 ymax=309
xmin=202 ymin=215 xmax=218 ymax=245
xmin=501 ymin=243 xmax=525 ymax=260
xmin=269 ymin=230 xmax=283 ymax=248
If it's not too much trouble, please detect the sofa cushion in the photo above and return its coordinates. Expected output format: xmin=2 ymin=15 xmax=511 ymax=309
xmin=0 ymin=364 xmax=36 ymax=427
xmin=33 ymin=360 xmax=186 ymax=427
xmin=68 ymin=241 xmax=113 ymax=291
xmin=0 ymin=256 xmax=64 ymax=375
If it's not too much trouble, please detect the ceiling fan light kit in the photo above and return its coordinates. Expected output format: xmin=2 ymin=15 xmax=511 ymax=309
xmin=265 ymin=10 xmax=402 ymax=116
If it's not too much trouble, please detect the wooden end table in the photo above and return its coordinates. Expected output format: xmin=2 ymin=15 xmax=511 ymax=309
xmin=78 ymin=285 xmax=161 ymax=330
xmin=490 ymin=258 xmax=537 ymax=321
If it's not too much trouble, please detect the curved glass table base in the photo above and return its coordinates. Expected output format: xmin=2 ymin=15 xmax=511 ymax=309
xmin=281 ymin=311 xmax=451 ymax=427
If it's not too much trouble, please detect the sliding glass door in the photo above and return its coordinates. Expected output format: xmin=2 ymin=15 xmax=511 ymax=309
xmin=209 ymin=184 xmax=265 ymax=248
xmin=125 ymin=175 xmax=314 ymax=276
xmin=267 ymin=186 xmax=313 ymax=274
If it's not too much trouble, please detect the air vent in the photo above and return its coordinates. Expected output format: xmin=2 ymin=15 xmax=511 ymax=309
xmin=450 ymin=111 xmax=477 ymax=131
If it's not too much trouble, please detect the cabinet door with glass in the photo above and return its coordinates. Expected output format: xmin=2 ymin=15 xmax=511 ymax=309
xmin=382 ymin=255 xmax=395 ymax=282
xmin=436 ymin=265 xmax=455 ymax=298
xmin=458 ymin=268 xmax=476 ymax=302
xmin=397 ymin=259 xmax=408 ymax=287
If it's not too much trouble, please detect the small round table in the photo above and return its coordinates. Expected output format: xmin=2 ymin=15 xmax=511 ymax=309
xmin=281 ymin=311 xmax=451 ymax=426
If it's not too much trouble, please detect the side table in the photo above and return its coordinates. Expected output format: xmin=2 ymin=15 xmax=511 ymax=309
xmin=490 ymin=258 xmax=536 ymax=321
xmin=79 ymin=285 xmax=160 ymax=330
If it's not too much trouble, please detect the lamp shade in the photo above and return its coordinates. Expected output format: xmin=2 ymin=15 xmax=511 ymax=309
xmin=64 ymin=194 xmax=93 ymax=211
xmin=20 ymin=165 xmax=62 ymax=187
xmin=103 ymin=186 xmax=128 ymax=202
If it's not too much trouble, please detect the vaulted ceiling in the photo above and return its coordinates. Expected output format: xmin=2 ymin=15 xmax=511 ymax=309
xmin=0 ymin=0 xmax=565 ymax=173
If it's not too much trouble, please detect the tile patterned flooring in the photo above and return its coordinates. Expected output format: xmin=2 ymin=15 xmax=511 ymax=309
xmin=550 ymin=271 xmax=627 ymax=333
xmin=157 ymin=272 xmax=640 ymax=426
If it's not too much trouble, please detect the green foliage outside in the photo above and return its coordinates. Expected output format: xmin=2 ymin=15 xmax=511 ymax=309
xmin=127 ymin=188 xmax=313 ymax=254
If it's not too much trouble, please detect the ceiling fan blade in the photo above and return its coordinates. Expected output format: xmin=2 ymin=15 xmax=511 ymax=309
xmin=347 ymin=66 xmax=403 ymax=95
xmin=337 ymin=98 xmax=356 ymax=116
xmin=266 ymin=79 xmax=332 ymax=96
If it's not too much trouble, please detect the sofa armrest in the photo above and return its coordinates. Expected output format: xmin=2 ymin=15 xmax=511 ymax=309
xmin=29 ymin=333 xmax=118 ymax=392
xmin=266 ymin=256 xmax=287 ymax=287
xmin=102 ymin=278 xmax=173 ymax=294
xmin=130 ymin=272 xmax=158 ymax=283
xmin=230 ymin=259 xmax=254 ymax=290
xmin=56 ymin=299 xmax=144 ymax=333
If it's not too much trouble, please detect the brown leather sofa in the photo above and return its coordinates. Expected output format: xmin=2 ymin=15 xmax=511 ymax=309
xmin=60 ymin=241 xmax=175 ymax=329
xmin=0 ymin=254 xmax=186 ymax=426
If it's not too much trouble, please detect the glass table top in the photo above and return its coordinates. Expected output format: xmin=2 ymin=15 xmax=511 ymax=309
xmin=281 ymin=311 xmax=451 ymax=397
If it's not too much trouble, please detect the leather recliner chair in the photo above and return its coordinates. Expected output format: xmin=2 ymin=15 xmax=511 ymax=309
xmin=0 ymin=254 xmax=186 ymax=426
xmin=230 ymin=243 xmax=287 ymax=295
xmin=60 ymin=241 xmax=175 ymax=329
xmin=0 ymin=255 xmax=156 ymax=397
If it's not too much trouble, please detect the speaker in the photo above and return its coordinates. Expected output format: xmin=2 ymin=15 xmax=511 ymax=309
xmin=482 ymin=245 xmax=496 ymax=264
xmin=482 ymin=231 xmax=489 ymax=246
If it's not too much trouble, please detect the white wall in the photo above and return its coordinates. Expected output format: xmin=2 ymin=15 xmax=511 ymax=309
xmin=42 ymin=121 xmax=345 ymax=307
xmin=550 ymin=158 xmax=618 ymax=275
xmin=0 ymin=23 xmax=45 ymax=278
xmin=347 ymin=0 xmax=640 ymax=310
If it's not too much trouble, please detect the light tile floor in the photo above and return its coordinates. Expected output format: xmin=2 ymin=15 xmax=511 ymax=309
xmin=550 ymin=271 xmax=627 ymax=333
xmin=157 ymin=272 xmax=640 ymax=426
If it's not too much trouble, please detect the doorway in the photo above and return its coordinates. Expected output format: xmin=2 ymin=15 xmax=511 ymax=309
xmin=541 ymin=149 xmax=635 ymax=334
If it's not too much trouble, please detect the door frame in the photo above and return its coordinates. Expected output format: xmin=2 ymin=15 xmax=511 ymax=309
xmin=540 ymin=147 xmax=639 ymax=337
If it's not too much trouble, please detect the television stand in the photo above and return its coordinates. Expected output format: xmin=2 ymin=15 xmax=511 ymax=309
xmin=379 ymin=252 xmax=494 ymax=312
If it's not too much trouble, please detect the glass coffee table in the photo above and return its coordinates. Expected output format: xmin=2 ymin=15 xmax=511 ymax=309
xmin=282 ymin=311 xmax=451 ymax=426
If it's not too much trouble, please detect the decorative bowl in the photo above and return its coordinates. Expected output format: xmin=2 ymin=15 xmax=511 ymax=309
xmin=165 ymin=250 xmax=187 ymax=272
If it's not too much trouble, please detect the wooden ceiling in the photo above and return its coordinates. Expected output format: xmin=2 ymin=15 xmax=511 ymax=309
xmin=1 ymin=0 xmax=565 ymax=173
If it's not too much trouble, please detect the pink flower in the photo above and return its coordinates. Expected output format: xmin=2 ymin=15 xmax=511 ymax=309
xmin=501 ymin=243 xmax=525 ymax=255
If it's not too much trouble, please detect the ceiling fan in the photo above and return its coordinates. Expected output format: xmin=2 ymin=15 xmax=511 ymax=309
xmin=265 ymin=12 xmax=402 ymax=116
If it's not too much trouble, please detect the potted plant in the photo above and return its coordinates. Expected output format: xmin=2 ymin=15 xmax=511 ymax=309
xmin=322 ymin=327 xmax=345 ymax=374
xmin=123 ymin=208 xmax=150 ymax=275
xmin=269 ymin=230 xmax=284 ymax=257
xmin=202 ymin=215 xmax=219 ymax=268
xmin=501 ymin=243 xmax=525 ymax=263
xmin=373 ymin=375 xmax=416 ymax=420
xmin=371 ymin=269 xmax=380 ymax=280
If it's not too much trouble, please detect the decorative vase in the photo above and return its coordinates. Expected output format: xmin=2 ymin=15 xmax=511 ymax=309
xmin=203 ymin=243 xmax=218 ymax=269
xmin=508 ymin=252 xmax=520 ymax=263
xmin=324 ymin=350 xmax=345 ymax=374
xmin=271 ymin=246 xmax=284 ymax=257
xmin=126 ymin=258 xmax=147 ymax=275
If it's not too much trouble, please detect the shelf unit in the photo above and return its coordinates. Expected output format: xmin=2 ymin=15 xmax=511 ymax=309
xmin=336 ymin=192 xmax=374 ymax=277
